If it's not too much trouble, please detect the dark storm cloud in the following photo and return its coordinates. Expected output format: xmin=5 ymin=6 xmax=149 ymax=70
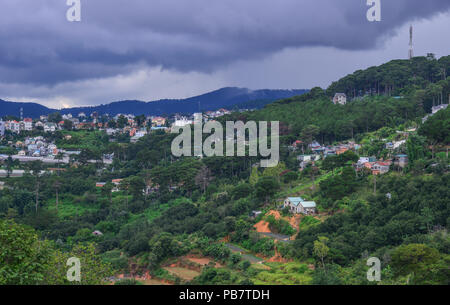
xmin=1 ymin=0 xmax=449 ymax=85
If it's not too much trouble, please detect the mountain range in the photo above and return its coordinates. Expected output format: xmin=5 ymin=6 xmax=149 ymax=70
xmin=0 ymin=87 xmax=308 ymax=118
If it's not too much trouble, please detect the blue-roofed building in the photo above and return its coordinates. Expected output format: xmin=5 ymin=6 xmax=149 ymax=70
xmin=283 ymin=197 xmax=317 ymax=215
xmin=285 ymin=197 xmax=304 ymax=206
xmin=151 ymin=126 xmax=169 ymax=132
xmin=385 ymin=142 xmax=394 ymax=149
xmin=394 ymin=154 xmax=409 ymax=168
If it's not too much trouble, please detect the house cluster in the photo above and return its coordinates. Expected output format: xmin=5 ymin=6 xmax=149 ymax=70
xmin=297 ymin=154 xmax=321 ymax=170
xmin=385 ymin=140 xmax=406 ymax=150
xmin=283 ymin=197 xmax=317 ymax=215
xmin=355 ymin=157 xmax=392 ymax=175
xmin=172 ymin=116 xmax=193 ymax=128
xmin=3 ymin=118 xmax=33 ymax=133
xmin=151 ymin=116 xmax=166 ymax=127
xmin=204 ymin=108 xmax=231 ymax=119
xmin=309 ymin=141 xmax=361 ymax=156
xmin=105 ymin=125 xmax=151 ymax=143
xmin=384 ymin=128 xmax=417 ymax=151
xmin=171 ymin=110 xmax=231 ymax=128
xmin=14 ymin=136 xmax=59 ymax=157
xmin=295 ymin=141 xmax=361 ymax=170
xmin=1 ymin=108 xmax=232 ymax=142
xmin=130 ymin=129 xmax=148 ymax=143
xmin=2 ymin=117 xmax=66 ymax=134
xmin=96 ymin=179 xmax=123 ymax=192
xmin=355 ymin=154 xmax=408 ymax=175
xmin=96 ymin=178 xmax=161 ymax=195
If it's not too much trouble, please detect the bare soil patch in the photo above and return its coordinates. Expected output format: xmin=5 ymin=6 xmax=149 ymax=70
xmin=183 ymin=255 xmax=222 ymax=268
xmin=164 ymin=267 xmax=200 ymax=281
xmin=254 ymin=220 xmax=271 ymax=233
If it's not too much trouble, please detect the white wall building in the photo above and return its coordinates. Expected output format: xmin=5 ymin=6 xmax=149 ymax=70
xmin=333 ymin=93 xmax=347 ymax=105
xmin=432 ymin=104 xmax=449 ymax=114
xmin=44 ymin=123 xmax=57 ymax=133
xmin=172 ymin=117 xmax=193 ymax=128
xmin=6 ymin=121 xmax=21 ymax=133
xmin=23 ymin=118 xmax=33 ymax=131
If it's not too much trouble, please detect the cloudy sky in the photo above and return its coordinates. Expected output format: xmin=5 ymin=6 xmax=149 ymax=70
xmin=1 ymin=0 xmax=450 ymax=108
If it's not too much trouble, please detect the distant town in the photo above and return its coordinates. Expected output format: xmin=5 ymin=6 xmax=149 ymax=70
xmin=0 ymin=108 xmax=237 ymax=170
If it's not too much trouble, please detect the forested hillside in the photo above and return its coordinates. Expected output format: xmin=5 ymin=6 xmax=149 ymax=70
xmin=326 ymin=54 xmax=450 ymax=112
xmin=244 ymin=90 xmax=422 ymax=143
xmin=1 ymin=57 xmax=449 ymax=285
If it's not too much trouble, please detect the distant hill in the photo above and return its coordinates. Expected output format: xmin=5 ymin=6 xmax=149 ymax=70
xmin=0 ymin=100 xmax=56 ymax=119
xmin=0 ymin=87 xmax=308 ymax=118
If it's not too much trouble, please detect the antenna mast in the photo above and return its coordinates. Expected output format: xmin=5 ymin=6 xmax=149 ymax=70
xmin=408 ymin=25 xmax=414 ymax=60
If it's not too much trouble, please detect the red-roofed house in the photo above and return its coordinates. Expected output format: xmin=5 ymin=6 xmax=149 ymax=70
xmin=372 ymin=161 xmax=391 ymax=175
xmin=23 ymin=118 xmax=33 ymax=131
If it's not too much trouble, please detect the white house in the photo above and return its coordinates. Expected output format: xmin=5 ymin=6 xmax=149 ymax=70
xmin=297 ymin=155 xmax=312 ymax=162
xmin=92 ymin=230 xmax=103 ymax=236
xmin=130 ymin=129 xmax=147 ymax=143
xmin=431 ymin=104 xmax=449 ymax=114
xmin=106 ymin=128 xmax=118 ymax=136
xmin=23 ymin=118 xmax=33 ymax=131
xmin=172 ymin=117 xmax=193 ymax=128
xmin=372 ymin=161 xmax=391 ymax=175
xmin=283 ymin=197 xmax=317 ymax=215
xmin=6 ymin=121 xmax=21 ymax=133
xmin=423 ymin=103 xmax=449 ymax=123
xmin=333 ymin=93 xmax=347 ymax=105
xmin=44 ymin=123 xmax=57 ymax=133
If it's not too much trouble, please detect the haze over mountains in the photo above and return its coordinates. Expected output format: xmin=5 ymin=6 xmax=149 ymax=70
xmin=0 ymin=87 xmax=308 ymax=118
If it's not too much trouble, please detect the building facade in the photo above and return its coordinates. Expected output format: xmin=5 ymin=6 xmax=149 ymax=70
xmin=283 ymin=197 xmax=317 ymax=215
xmin=333 ymin=93 xmax=347 ymax=105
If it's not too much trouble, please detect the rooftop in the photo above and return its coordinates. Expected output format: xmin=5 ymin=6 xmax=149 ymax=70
xmin=287 ymin=197 xmax=304 ymax=206
xmin=301 ymin=201 xmax=317 ymax=208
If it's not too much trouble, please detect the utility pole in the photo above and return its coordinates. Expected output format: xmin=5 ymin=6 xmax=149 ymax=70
xmin=408 ymin=25 xmax=414 ymax=60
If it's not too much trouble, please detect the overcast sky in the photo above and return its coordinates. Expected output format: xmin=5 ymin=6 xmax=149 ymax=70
xmin=1 ymin=0 xmax=450 ymax=108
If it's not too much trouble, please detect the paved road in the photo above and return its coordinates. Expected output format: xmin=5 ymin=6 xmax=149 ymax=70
xmin=242 ymin=254 xmax=264 ymax=263
xmin=0 ymin=154 xmax=112 ymax=165
xmin=225 ymin=243 xmax=246 ymax=253
xmin=0 ymin=169 xmax=48 ymax=177
xmin=259 ymin=232 xmax=293 ymax=244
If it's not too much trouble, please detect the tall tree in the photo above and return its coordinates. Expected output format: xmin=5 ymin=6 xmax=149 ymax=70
xmin=195 ymin=166 xmax=213 ymax=194
xmin=313 ymin=236 xmax=330 ymax=270
xmin=301 ymin=125 xmax=320 ymax=147
xmin=53 ymin=179 xmax=62 ymax=214
xmin=101 ymin=182 xmax=114 ymax=205
xmin=28 ymin=161 xmax=43 ymax=213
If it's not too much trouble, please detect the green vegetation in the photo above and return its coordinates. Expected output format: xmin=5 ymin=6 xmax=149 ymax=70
xmin=265 ymin=215 xmax=296 ymax=236
xmin=252 ymin=262 xmax=313 ymax=285
xmin=56 ymin=130 xmax=109 ymax=151
xmin=1 ymin=55 xmax=449 ymax=285
xmin=0 ymin=220 xmax=112 ymax=284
